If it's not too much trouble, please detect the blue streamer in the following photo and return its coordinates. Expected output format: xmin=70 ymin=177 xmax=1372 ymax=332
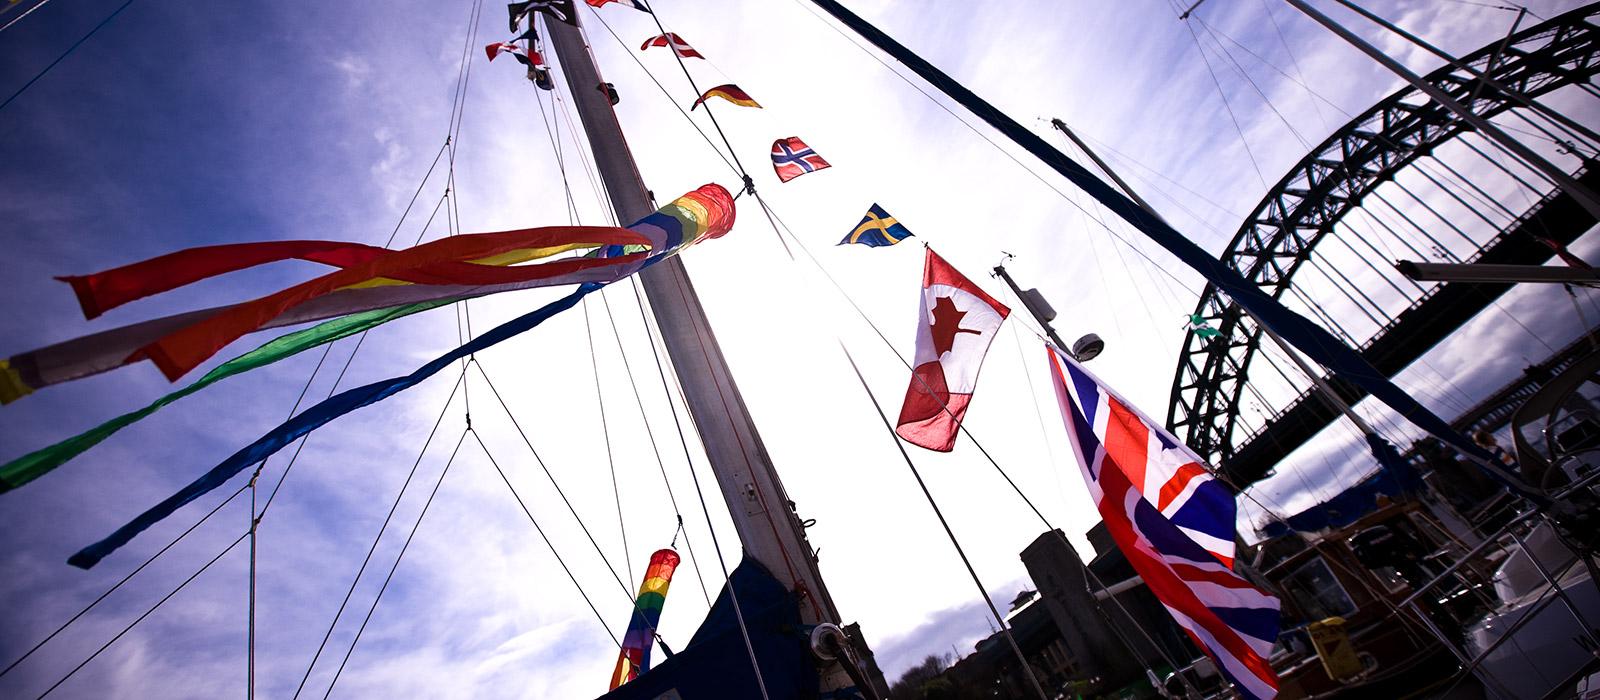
xmin=70 ymin=283 xmax=599 ymax=569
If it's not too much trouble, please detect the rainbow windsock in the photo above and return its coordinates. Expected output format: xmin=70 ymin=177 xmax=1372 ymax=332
xmin=62 ymin=186 xmax=735 ymax=568
xmin=610 ymin=549 xmax=681 ymax=690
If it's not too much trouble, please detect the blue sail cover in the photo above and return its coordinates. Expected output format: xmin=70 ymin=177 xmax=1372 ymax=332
xmin=1260 ymin=434 xmax=1426 ymax=537
xmin=598 ymin=556 xmax=818 ymax=700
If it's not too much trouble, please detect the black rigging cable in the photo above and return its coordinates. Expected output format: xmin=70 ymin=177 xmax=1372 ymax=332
xmin=468 ymin=429 xmax=623 ymax=649
xmin=289 ymin=373 xmax=465 ymax=700
xmin=468 ymin=362 xmax=639 ymax=599
xmin=0 ymin=0 xmax=140 ymax=114
xmin=320 ymin=429 xmax=470 ymax=699
xmin=32 ymin=533 xmax=250 ymax=700
xmin=0 ymin=483 xmax=249 ymax=682
xmin=584 ymin=297 xmax=634 ymax=584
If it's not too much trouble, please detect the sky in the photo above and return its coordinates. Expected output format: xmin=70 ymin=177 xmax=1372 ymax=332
xmin=1 ymin=0 xmax=1598 ymax=697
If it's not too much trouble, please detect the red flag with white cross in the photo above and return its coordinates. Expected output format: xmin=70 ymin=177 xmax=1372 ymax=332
xmin=895 ymin=248 xmax=1011 ymax=451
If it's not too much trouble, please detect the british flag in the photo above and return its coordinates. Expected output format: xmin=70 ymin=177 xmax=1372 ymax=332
xmin=770 ymin=137 xmax=831 ymax=183
xmin=1046 ymin=345 xmax=1280 ymax=700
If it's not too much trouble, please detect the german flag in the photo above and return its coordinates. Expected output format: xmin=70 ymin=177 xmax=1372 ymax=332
xmin=691 ymin=84 xmax=760 ymax=110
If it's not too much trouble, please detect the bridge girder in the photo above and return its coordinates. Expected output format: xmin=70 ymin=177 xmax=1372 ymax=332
xmin=1166 ymin=4 xmax=1600 ymax=482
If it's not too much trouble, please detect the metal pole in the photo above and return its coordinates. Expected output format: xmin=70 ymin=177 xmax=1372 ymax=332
xmin=1334 ymin=1 xmax=1600 ymax=147
xmin=542 ymin=11 xmax=866 ymax=697
xmin=1049 ymin=119 xmax=1164 ymax=220
xmin=1248 ymin=309 xmax=1376 ymax=437
xmin=838 ymin=344 xmax=1054 ymax=700
xmin=991 ymin=263 xmax=1072 ymax=356
xmin=1567 ymin=284 xmax=1600 ymax=351
xmin=1281 ymin=0 xmax=1600 ymax=222
xmin=1051 ymin=113 xmax=1380 ymax=439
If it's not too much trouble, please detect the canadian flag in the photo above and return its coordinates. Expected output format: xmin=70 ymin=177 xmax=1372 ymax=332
xmin=896 ymin=249 xmax=1011 ymax=452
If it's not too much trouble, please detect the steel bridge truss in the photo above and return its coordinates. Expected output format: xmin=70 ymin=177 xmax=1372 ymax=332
xmin=1166 ymin=3 xmax=1600 ymax=486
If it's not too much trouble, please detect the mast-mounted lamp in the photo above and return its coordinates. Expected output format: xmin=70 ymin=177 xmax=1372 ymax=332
xmin=992 ymin=257 xmax=1104 ymax=361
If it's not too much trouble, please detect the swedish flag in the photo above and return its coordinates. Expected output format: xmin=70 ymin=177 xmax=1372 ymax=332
xmin=839 ymin=204 xmax=914 ymax=247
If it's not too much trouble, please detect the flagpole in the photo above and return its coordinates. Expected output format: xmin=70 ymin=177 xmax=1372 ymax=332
xmin=542 ymin=8 xmax=879 ymax=698
xmin=1046 ymin=116 xmax=1387 ymax=442
xmin=990 ymin=260 xmax=1206 ymax=699
xmin=836 ymin=341 xmax=1054 ymax=700
xmin=804 ymin=0 xmax=1546 ymax=502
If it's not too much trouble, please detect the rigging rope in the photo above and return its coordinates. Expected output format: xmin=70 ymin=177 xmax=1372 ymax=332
xmin=0 ymin=482 xmax=249 ymax=682
xmin=1179 ymin=15 xmax=1269 ymax=189
xmin=0 ymin=0 xmax=140 ymax=114
xmin=320 ymin=429 xmax=470 ymax=699
xmin=288 ymin=372 xmax=465 ymax=700
xmin=467 ymin=362 xmax=640 ymax=599
xmin=470 ymin=429 xmax=625 ymax=649
xmin=1258 ymin=0 xmax=1338 ymax=131
xmin=1192 ymin=16 xmax=1315 ymax=151
xmin=585 ymin=9 xmax=740 ymax=178
xmin=836 ymin=341 xmax=1051 ymax=700
xmin=585 ymin=297 xmax=634 ymax=584
xmin=598 ymin=288 xmax=702 ymax=592
xmin=33 ymin=533 xmax=250 ymax=700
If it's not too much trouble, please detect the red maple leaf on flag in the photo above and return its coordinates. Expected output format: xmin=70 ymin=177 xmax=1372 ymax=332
xmin=929 ymin=295 xmax=980 ymax=356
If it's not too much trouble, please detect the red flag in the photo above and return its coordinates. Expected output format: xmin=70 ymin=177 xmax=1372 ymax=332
xmin=770 ymin=137 xmax=830 ymax=183
xmin=639 ymin=32 xmax=703 ymax=59
xmin=896 ymin=249 xmax=1010 ymax=451
xmin=1047 ymin=346 xmax=1280 ymax=699
xmin=586 ymin=0 xmax=650 ymax=10
xmin=484 ymin=41 xmax=541 ymax=67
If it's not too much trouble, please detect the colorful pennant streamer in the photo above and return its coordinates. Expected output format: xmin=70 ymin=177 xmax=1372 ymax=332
xmin=3 ymin=185 xmax=734 ymax=403
xmin=690 ymin=84 xmax=760 ymax=110
xmin=66 ymin=185 xmax=734 ymax=568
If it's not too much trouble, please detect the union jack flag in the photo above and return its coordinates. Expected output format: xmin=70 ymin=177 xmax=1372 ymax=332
xmin=1046 ymin=345 xmax=1280 ymax=700
xmin=770 ymin=137 xmax=831 ymax=183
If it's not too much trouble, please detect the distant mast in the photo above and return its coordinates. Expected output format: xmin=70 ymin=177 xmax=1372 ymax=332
xmin=542 ymin=13 xmax=880 ymax=697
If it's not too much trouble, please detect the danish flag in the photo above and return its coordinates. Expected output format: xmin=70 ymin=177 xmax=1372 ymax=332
xmin=640 ymin=32 xmax=702 ymax=59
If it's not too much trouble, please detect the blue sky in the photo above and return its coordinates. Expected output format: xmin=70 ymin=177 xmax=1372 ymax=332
xmin=1 ymin=0 xmax=1597 ymax=697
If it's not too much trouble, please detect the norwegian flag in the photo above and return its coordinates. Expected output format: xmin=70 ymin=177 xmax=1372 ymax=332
xmin=770 ymin=137 xmax=831 ymax=183
xmin=1046 ymin=345 xmax=1280 ymax=700
xmin=639 ymin=32 xmax=703 ymax=59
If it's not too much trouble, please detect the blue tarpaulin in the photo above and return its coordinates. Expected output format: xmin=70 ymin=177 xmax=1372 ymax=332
xmin=1261 ymin=434 xmax=1426 ymax=537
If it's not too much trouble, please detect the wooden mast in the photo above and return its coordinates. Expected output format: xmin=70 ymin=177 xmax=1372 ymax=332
xmin=541 ymin=12 xmax=880 ymax=697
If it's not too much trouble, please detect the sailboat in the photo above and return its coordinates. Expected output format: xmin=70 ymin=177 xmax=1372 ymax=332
xmin=1 ymin=0 xmax=1597 ymax=698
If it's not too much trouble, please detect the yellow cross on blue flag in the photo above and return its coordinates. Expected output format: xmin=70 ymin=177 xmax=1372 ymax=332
xmin=840 ymin=204 xmax=914 ymax=247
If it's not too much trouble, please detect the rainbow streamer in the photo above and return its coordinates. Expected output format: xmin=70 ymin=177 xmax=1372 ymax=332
xmin=65 ymin=186 xmax=734 ymax=568
xmin=610 ymin=549 xmax=681 ymax=690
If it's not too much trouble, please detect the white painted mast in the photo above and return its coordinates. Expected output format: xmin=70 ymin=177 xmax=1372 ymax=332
xmin=542 ymin=12 xmax=880 ymax=697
